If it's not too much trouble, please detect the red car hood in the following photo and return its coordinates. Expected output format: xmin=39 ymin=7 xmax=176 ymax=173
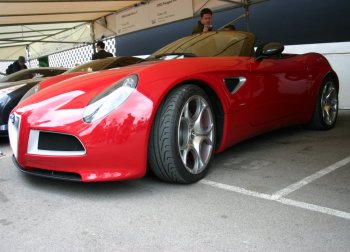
xmin=15 ymin=57 xmax=250 ymax=114
xmin=16 ymin=61 xmax=158 ymax=112
xmin=39 ymin=72 xmax=88 ymax=90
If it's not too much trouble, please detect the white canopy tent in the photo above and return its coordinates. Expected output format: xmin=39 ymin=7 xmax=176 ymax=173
xmin=0 ymin=0 xmax=266 ymax=60
xmin=0 ymin=0 xmax=143 ymax=60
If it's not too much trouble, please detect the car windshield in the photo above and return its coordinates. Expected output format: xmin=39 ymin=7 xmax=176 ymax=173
xmin=66 ymin=57 xmax=117 ymax=73
xmin=147 ymin=31 xmax=255 ymax=60
xmin=0 ymin=68 xmax=67 ymax=83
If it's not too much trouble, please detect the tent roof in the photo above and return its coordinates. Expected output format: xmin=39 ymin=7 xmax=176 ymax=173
xmin=0 ymin=0 xmax=142 ymax=49
xmin=0 ymin=0 xmax=268 ymax=60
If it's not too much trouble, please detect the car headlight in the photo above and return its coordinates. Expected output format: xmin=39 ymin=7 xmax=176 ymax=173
xmin=19 ymin=83 xmax=40 ymax=103
xmin=83 ymin=74 xmax=138 ymax=123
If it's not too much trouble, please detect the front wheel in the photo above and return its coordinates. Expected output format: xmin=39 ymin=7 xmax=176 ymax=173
xmin=308 ymin=77 xmax=338 ymax=130
xmin=148 ymin=85 xmax=216 ymax=183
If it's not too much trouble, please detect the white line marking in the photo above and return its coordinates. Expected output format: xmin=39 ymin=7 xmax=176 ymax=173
xmin=201 ymin=179 xmax=274 ymax=200
xmin=200 ymin=179 xmax=350 ymax=220
xmin=271 ymin=156 xmax=350 ymax=199
xmin=276 ymin=198 xmax=350 ymax=220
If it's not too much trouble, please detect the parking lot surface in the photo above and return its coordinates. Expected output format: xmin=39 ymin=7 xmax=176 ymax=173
xmin=1 ymin=111 xmax=349 ymax=251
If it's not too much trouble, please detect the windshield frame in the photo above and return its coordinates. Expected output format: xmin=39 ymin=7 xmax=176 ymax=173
xmin=147 ymin=31 xmax=255 ymax=60
xmin=66 ymin=57 xmax=117 ymax=73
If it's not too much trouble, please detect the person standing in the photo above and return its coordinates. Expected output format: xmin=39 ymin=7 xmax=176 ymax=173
xmin=92 ymin=41 xmax=113 ymax=60
xmin=6 ymin=56 xmax=28 ymax=75
xmin=192 ymin=8 xmax=214 ymax=34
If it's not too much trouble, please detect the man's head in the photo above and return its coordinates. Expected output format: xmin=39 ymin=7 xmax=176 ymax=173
xmin=96 ymin=41 xmax=105 ymax=51
xmin=18 ymin=56 xmax=26 ymax=65
xmin=200 ymin=8 xmax=213 ymax=27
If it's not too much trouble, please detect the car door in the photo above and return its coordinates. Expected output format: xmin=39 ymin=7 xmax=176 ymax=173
xmin=248 ymin=55 xmax=311 ymax=128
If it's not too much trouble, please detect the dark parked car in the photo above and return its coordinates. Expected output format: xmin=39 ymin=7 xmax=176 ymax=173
xmin=0 ymin=67 xmax=68 ymax=136
xmin=0 ymin=67 xmax=66 ymax=84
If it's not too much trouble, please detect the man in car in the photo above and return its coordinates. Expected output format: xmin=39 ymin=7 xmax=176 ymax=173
xmin=192 ymin=8 xmax=214 ymax=34
xmin=92 ymin=41 xmax=113 ymax=60
xmin=6 ymin=56 xmax=28 ymax=75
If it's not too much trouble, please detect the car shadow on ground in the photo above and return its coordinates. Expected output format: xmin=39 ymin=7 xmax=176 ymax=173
xmin=15 ymin=166 xmax=191 ymax=201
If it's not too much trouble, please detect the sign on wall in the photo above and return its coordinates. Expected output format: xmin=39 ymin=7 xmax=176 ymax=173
xmin=149 ymin=0 xmax=193 ymax=26
xmin=116 ymin=0 xmax=193 ymax=35
xmin=116 ymin=5 xmax=150 ymax=35
xmin=193 ymin=0 xmax=239 ymax=14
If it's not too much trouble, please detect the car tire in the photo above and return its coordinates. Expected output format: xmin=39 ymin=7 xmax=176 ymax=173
xmin=148 ymin=85 xmax=216 ymax=183
xmin=308 ymin=77 xmax=338 ymax=130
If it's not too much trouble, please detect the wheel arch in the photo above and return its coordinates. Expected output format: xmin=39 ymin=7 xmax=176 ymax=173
xmin=310 ymin=70 xmax=339 ymax=113
xmin=324 ymin=71 xmax=339 ymax=91
xmin=307 ymin=71 xmax=339 ymax=130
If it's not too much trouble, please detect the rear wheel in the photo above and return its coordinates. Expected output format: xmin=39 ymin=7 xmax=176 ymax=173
xmin=148 ymin=85 xmax=216 ymax=183
xmin=308 ymin=77 xmax=338 ymax=130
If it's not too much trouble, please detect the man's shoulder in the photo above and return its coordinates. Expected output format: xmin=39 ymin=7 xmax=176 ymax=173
xmin=6 ymin=64 xmax=14 ymax=74
xmin=92 ymin=50 xmax=113 ymax=60
xmin=101 ymin=50 xmax=113 ymax=57
xmin=192 ymin=21 xmax=204 ymax=34
xmin=6 ymin=62 xmax=19 ymax=74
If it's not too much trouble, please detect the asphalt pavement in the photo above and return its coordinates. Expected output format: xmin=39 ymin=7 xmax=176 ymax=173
xmin=1 ymin=111 xmax=349 ymax=252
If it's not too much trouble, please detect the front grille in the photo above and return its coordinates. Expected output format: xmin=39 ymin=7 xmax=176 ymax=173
xmin=38 ymin=131 xmax=84 ymax=151
xmin=28 ymin=130 xmax=86 ymax=156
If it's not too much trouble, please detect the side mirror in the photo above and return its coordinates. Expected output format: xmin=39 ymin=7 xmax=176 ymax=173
xmin=262 ymin=42 xmax=284 ymax=56
xmin=256 ymin=42 xmax=284 ymax=60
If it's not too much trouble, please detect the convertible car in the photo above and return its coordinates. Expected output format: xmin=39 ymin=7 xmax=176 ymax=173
xmin=0 ymin=67 xmax=68 ymax=136
xmin=8 ymin=31 xmax=339 ymax=183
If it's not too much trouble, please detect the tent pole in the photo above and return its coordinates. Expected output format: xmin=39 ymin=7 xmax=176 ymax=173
xmin=25 ymin=45 xmax=31 ymax=67
xmin=244 ymin=0 xmax=250 ymax=32
xmin=90 ymin=21 xmax=96 ymax=53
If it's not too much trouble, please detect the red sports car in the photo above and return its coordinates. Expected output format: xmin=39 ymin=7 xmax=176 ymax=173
xmin=8 ymin=31 xmax=339 ymax=183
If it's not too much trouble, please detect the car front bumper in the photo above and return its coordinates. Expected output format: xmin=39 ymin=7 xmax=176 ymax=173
xmin=9 ymin=91 xmax=154 ymax=182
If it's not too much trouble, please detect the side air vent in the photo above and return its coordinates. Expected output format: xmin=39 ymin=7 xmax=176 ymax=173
xmin=224 ymin=77 xmax=246 ymax=94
